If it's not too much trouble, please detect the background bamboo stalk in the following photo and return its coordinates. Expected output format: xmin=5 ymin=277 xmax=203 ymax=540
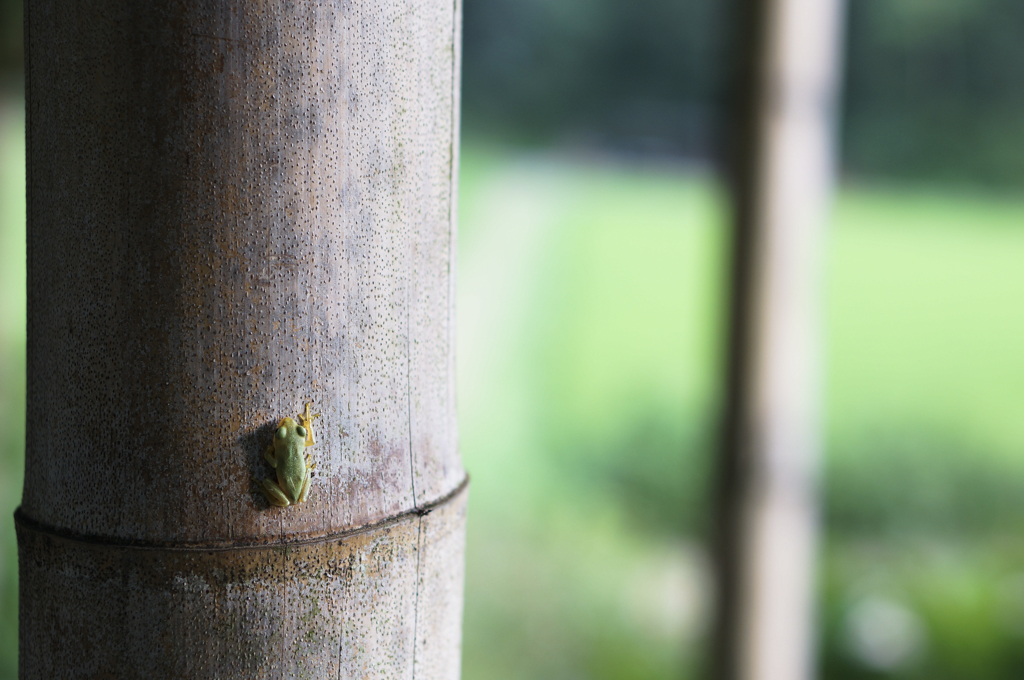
xmin=714 ymin=0 xmax=845 ymax=678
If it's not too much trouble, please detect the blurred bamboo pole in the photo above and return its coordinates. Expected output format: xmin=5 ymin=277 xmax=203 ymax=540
xmin=712 ymin=0 xmax=845 ymax=678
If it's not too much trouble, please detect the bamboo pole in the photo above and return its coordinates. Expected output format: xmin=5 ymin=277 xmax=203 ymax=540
xmin=19 ymin=1 xmax=466 ymax=677
xmin=713 ymin=0 xmax=845 ymax=678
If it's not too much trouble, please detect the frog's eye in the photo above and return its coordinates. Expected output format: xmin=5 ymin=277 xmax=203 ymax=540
xmin=296 ymin=426 xmax=307 ymax=438
xmin=276 ymin=426 xmax=288 ymax=440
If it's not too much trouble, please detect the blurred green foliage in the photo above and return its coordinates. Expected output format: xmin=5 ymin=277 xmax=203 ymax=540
xmin=0 ymin=0 xmax=18 ymax=80
xmin=820 ymin=540 xmax=1024 ymax=679
xmin=462 ymin=0 xmax=727 ymax=155
xmin=457 ymin=146 xmax=719 ymax=679
xmin=844 ymin=0 xmax=1024 ymax=185
xmin=464 ymin=0 xmax=1024 ymax=185
xmin=455 ymin=142 xmax=1024 ymax=679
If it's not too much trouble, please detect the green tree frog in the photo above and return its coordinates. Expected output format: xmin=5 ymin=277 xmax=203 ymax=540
xmin=256 ymin=402 xmax=321 ymax=507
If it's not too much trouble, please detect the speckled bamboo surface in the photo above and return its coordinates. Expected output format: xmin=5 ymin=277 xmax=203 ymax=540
xmin=20 ymin=0 xmax=465 ymax=676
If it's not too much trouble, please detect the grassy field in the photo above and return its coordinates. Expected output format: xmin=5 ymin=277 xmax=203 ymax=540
xmin=457 ymin=144 xmax=1024 ymax=679
xmin=3 ymin=106 xmax=1024 ymax=677
xmin=829 ymin=187 xmax=1024 ymax=456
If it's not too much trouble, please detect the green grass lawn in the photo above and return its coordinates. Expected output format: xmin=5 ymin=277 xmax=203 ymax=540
xmin=829 ymin=186 xmax=1024 ymax=458
xmin=456 ymin=144 xmax=1024 ymax=679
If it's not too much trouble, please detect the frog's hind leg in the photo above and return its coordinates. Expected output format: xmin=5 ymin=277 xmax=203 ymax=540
xmin=297 ymin=472 xmax=311 ymax=504
xmin=295 ymin=456 xmax=314 ymax=503
xmin=258 ymin=478 xmax=291 ymax=507
xmin=296 ymin=455 xmax=317 ymax=503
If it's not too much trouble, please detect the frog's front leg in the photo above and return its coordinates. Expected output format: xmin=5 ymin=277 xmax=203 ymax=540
xmin=264 ymin=443 xmax=278 ymax=468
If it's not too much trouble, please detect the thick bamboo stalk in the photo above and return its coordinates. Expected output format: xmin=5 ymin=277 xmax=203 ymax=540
xmin=19 ymin=1 xmax=465 ymax=677
xmin=713 ymin=0 xmax=845 ymax=678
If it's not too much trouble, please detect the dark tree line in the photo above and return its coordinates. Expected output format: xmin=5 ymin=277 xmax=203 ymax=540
xmin=844 ymin=0 xmax=1024 ymax=186
xmin=463 ymin=0 xmax=1024 ymax=187
xmin=0 ymin=0 xmax=18 ymax=86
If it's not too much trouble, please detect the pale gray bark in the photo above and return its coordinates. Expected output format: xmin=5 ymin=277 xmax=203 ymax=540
xmin=19 ymin=1 xmax=466 ymax=677
xmin=714 ymin=0 xmax=844 ymax=678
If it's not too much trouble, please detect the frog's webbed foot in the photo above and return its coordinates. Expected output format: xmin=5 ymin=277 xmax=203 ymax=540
xmin=300 ymin=402 xmax=321 ymax=447
xmin=255 ymin=477 xmax=291 ymax=507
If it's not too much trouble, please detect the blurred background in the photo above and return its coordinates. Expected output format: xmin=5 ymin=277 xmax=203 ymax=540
xmin=4 ymin=0 xmax=1024 ymax=678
